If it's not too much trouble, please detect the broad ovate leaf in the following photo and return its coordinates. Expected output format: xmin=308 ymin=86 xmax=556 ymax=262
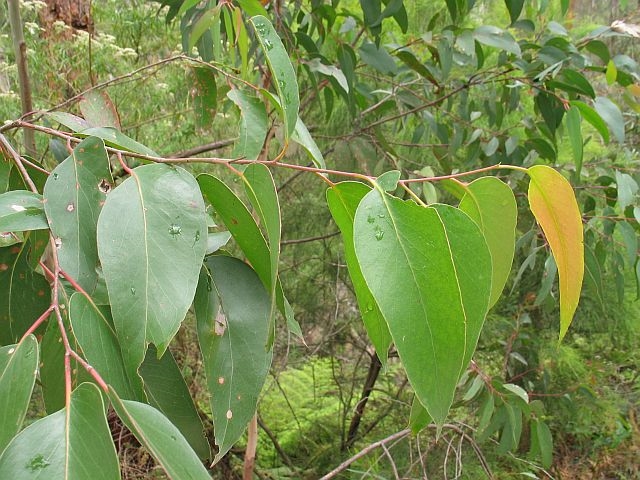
xmin=0 ymin=336 xmax=39 ymax=453
xmin=44 ymin=136 xmax=113 ymax=293
xmin=97 ymin=164 xmax=207 ymax=375
xmin=139 ymin=345 xmax=210 ymax=461
xmin=527 ymin=165 xmax=584 ymax=341
xmin=194 ymin=256 xmax=273 ymax=464
xmin=249 ymin=15 xmax=299 ymax=139
xmin=459 ymin=177 xmax=517 ymax=308
xmin=354 ymin=190 xmax=492 ymax=426
xmin=0 ymin=383 xmax=120 ymax=479
xmin=0 ymin=191 xmax=48 ymax=232
xmin=109 ymin=388 xmax=210 ymax=479
xmin=327 ymin=182 xmax=391 ymax=364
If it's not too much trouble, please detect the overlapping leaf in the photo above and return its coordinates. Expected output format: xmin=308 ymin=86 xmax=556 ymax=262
xmin=527 ymin=165 xmax=584 ymax=341
xmin=354 ymin=189 xmax=492 ymax=426
xmin=139 ymin=345 xmax=210 ymax=460
xmin=327 ymin=182 xmax=391 ymax=364
xmin=227 ymin=89 xmax=267 ymax=160
xmin=194 ymin=256 xmax=273 ymax=464
xmin=0 ymin=191 xmax=48 ymax=232
xmin=0 ymin=383 xmax=120 ymax=479
xmin=459 ymin=177 xmax=517 ymax=308
xmin=0 ymin=336 xmax=38 ymax=453
xmin=109 ymin=388 xmax=211 ymax=479
xmin=43 ymin=136 xmax=113 ymax=293
xmin=97 ymin=164 xmax=207 ymax=375
xmin=69 ymin=293 xmax=143 ymax=400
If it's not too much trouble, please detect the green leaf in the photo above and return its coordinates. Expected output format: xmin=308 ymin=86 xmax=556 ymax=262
xmin=327 ymin=183 xmax=392 ymax=364
xmin=473 ymin=26 xmax=521 ymax=56
xmin=593 ymin=97 xmax=625 ymax=143
xmin=532 ymin=419 xmax=553 ymax=468
xmin=617 ymin=221 xmax=638 ymax=266
xmin=584 ymin=245 xmax=605 ymax=309
xmin=0 ymin=242 xmax=51 ymax=345
xmin=69 ymin=293 xmax=143 ymax=400
xmin=241 ymin=164 xmax=280 ymax=319
xmin=459 ymin=177 xmax=517 ymax=308
xmin=78 ymin=127 xmax=159 ymax=157
xmin=97 ymin=164 xmax=207 ymax=374
xmin=376 ymin=170 xmax=401 ymax=192
xmin=606 ymin=59 xmax=618 ymax=85
xmin=0 ymin=383 xmax=120 ymax=479
xmin=354 ymin=190 xmax=492 ymax=426
xmin=504 ymin=0 xmax=524 ymax=23
xmin=359 ymin=42 xmax=398 ymax=75
xmin=409 ymin=397 xmax=432 ymax=434
xmin=192 ymin=66 xmax=218 ymax=132
xmin=0 ymin=336 xmax=39 ymax=453
xmin=194 ymin=256 xmax=273 ymax=464
xmin=291 ymin=118 xmax=327 ymax=170
xmin=109 ymin=387 xmax=211 ymax=479
xmin=39 ymin=321 xmax=66 ymax=413
xmin=236 ymin=0 xmax=268 ymax=17
xmin=45 ymin=112 xmax=91 ymax=132
xmin=43 ymin=137 xmax=113 ymax=293
xmin=534 ymin=254 xmax=557 ymax=306
xmin=79 ymin=91 xmax=121 ymax=129
xmin=250 ymin=15 xmax=299 ymax=139
xmin=571 ymin=100 xmax=610 ymax=143
xmin=207 ymin=231 xmax=231 ymax=254
xmin=527 ymin=166 xmax=584 ymax=341
xmin=503 ymin=383 xmax=529 ymax=403
xmin=565 ymin=106 xmax=583 ymax=178
xmin=197 ymin=174 xmax=299 ymax=338
xmin=227 ymin=89 xmax=267 ymax=160
xmin=140 ymin=345 xmax=210 ymax=461
xmin=0 ymin=191 xmax=48 ymax=232
xmin=616 ymin=170 xmax=638 ymax=211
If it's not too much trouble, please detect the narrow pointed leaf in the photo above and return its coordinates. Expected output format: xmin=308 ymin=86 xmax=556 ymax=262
xmin=197 ymin=174 xmax=299 ymax=337
xmin=45 ymin=112 xmax=91 ymax=132
xmin=139 ymin=345 xmax=210 ymax=461
xmin=97 ymin=164 xmax=207 ymax=374
xmin=0 ymin=336 xmax=39 ymax=453
xmin=43 ymin=137 xmax=113 ymax=293
xmin=191 ymin=66 xmax=217 ymax=132
xmin=109 ymin=388 xmax=210 ymax=479
xmin=0 ymin=383 xmax=120 ymax=479
xmin=570 ymin=100 xmax=609 ymax=143
xmin=409 ymin=397 xmax=432 ymax=434
xmin=39 ymin=321 xmax=66 ymax=413
xmin=79 ymin=127 xmax=159 ymax=157
xmin=69 ymin=293 xmax=143 ymax=400
xmin=459 ymin=177 xmax=517 ymax=308
xmin=0 ymin=191 xmax=48 ymax=232
xmin=250 ymin=15 xmax=299 ymax=138
xmin=242 ymin=164 xmax=280 ymax=325
xmin=291 ymin=118 xmax=326 ymax=170
xmin=194 ymin=256 xmax=273 ymax=464
xmin=0 ymin=242 xmax=51 ymax=345
xmin=565 ymin=106 xmax=583 ymax=177
xmin=327 ymin=182 xmax=391 ymax=364
xmin=227 ymin=89 xmax=267 ymax=160
xmin=354 ymin=190 xmax=492 ymax=426
xmin=527 ymin=165 xmax=584 ymax=341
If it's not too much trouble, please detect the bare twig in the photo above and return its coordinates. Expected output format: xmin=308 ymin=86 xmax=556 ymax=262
xmin=243 ymin=414 xmax=258 ymax=480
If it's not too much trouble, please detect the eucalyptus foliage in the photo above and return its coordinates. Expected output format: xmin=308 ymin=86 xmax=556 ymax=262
xmin=0 ymin=0 xmax=638 ymax=477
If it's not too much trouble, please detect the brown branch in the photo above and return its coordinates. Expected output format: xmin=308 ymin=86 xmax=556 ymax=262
xmin=281 ymin=231 xmax=340 ymax=246
xmin=343 ymin=353 xmax=382 ymax=451
xmin=243 ymin=414 xmax=258 ymax=480
xmin=0 ymin=133 xmax=38 ymax=192
xmin=169 ymin=138 xmax=236 ymax=158
xmin=257 ymin=415 xmax=296 ymax=469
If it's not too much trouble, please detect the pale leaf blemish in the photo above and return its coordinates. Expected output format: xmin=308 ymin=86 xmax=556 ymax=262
xmin=218 ymin=377 xmax=225 ymax=385
xmin=226 ymin=410 xmax=233 ymax=419
xmin=10 ymin=204 xmax=26 ymax=212
xmin=54 ymin=237 xmax=62 ymax=249
xmin=66 ymin=203 xmax=75 ymax=212
xmin=214 ymin=311 xmax=227 ymax=336
xmin=7 ymin=348 xmax=15 ymax=355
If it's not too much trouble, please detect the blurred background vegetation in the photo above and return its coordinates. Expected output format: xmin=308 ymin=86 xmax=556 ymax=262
xmin=2 ymin=0 xmax=640 ymax=478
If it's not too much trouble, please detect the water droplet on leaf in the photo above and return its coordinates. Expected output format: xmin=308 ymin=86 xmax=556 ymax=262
xmin=26 ymin=454 xmax=50 ymax=471
xmin=375 ymin=229 xmax=384 ymax=241
xmin=130 ymin=287 xmax=136 ymax=295
xmin=168 ymin=224 xmax=182 ymax=236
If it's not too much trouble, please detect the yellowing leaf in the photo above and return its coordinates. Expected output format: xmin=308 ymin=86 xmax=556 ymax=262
xmin=527 ymin=166 xmax=584 ymax=340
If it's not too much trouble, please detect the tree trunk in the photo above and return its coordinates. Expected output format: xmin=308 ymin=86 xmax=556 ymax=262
xmin=39 ymin=0 xmax=93 ymax=37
